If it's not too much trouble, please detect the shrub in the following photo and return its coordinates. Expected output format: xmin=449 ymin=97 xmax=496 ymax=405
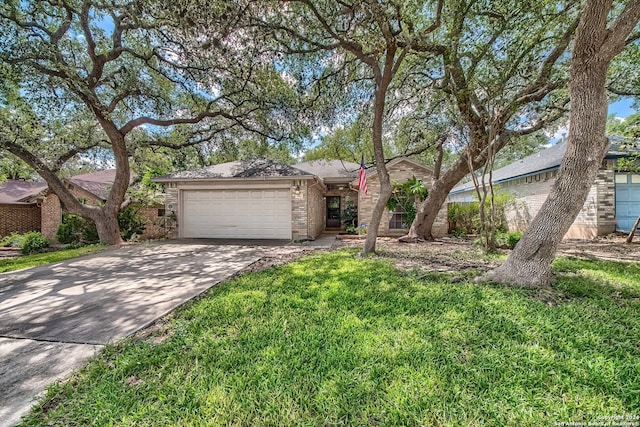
xmin=448 ymin=190 xmax=516 ymax=236
xmin=118 ymin=205 xmax=146 ymax=241
xmin=0 ymin=232 xmax=26 ymax=248
xmin=341 ymin=202 xmax=359 ymax=229
xmin=448 ymin=202 xmax=481 ymax=235
xmin=56 ymin=214 xmax=99 ymax=245
xmin=495 ymin=231 xmax=522 ymax=249
xmin=21 ymin=231 xmax=49 ymax=255
xmin=56 ymin=206 xmax=146 ymax=246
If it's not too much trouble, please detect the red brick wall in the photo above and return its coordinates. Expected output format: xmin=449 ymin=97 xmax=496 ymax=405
xmin=0 ymin=203 xmax=41 ymax=238
xmin=40 ymin=193 xmax=62 ymax=241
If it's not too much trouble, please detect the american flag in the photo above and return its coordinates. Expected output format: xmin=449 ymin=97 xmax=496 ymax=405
xmin=358 ymin=155 xmax=368 ymax=194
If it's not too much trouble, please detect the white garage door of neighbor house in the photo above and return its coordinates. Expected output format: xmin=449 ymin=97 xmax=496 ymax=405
xmin=182 ymin=189 xmax=292 ymax=239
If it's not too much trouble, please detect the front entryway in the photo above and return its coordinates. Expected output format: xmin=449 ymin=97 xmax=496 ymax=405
xmin=326 ymin=196 xmax=341 ymax=228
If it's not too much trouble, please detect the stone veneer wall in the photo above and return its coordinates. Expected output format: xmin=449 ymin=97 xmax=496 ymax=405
xmin=163 ymin=184 xmax=179 ymax=239
xmin=307 ymin=181 xmax=326 ymax=238
xmin=0 ymin=204 xmax=41 ymax=238
xmin=594 ymin=169 xmax=616 ymax=236
xmin=358 ymin=160 xmax=448 ymax=237
xmin=291 ymin=180 xmax=307 ymax=240
xmin=137 ymin=205 xmax=173 ymax=240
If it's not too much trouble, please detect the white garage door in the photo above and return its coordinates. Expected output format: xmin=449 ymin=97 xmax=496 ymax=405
xmin=182 ymin=189 xmax=292 ymax=239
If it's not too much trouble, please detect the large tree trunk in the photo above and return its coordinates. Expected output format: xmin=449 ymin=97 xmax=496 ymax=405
xmin=483 ymin=0 xmax=640 ymax=288
xmin=362 ymin=81 xmax=393 ymax=255
xmin=92 ymin=207 xmax=124 ymax=245
xmin=402 ymin=142 xmax=481 ymax=241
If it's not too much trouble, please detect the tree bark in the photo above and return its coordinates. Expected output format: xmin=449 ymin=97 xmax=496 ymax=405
xmin=362 ymin=72 xmax=393 ymax=255
xmin=483 ymin=0 xmax=640 ymax=288
xmin=401 ymin=135 xmax=488 ymax=241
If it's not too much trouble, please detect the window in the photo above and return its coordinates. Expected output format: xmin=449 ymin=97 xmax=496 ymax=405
xmin=632 ymin=175 xmax=640 ymax=184
xmin=389 ymin=202 xmax=409 ymax=230
xmin=615 ymin=174 xmax=628 ymax=184
xmin=157 ymin=208 xmax=166 ymax=217
xmin=389 ymin=212 xmax=408 ymax=229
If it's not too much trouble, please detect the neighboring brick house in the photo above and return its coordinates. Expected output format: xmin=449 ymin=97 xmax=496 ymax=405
xmin=154 ymin=157 xmax=448 ymax=240
xmin=0 ymin=180 xmax=48 ymax=238
xmin=0 ymin=170 xmax=166 ymax=241
xmin=448 ymin=141 xmax=639 ymax=239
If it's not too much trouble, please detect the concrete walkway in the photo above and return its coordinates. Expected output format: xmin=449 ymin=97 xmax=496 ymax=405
xmin=0 ymin=241 xmax=272 ymax=427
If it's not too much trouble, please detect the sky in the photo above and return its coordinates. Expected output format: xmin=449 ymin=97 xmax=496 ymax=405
xmin=550 ymin=97 xmax=637 ymax=141
xmin=609 ymin=97 xmax=637 ymax=118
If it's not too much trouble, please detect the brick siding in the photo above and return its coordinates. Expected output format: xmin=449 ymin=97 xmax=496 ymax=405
xmin=40 ymin=193 xmax=61 ymax=241
xmin=0 ymin=204 xmax=41 ymax=238
xmin=291 ymin=180 xmax=307 ymax=240
xmin=307 ymin=181 xmax=326 ymax=238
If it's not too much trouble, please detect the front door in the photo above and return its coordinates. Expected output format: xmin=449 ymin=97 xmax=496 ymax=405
xmin=326 ymin=196 xmax=341 ymax=228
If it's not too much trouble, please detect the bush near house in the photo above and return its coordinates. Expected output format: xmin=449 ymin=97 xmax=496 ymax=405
xmin=21 ymin=231 xmax=50 ymax=255
xmin=56 ymin=214 xmax=100 ymax=245
xmin=448 ymin=191 xmax=515 ymax=236
xmin=0 ymin=231 xmax=50 ymax=254
xmin=56 ymin=205 xmax=146 ymax=245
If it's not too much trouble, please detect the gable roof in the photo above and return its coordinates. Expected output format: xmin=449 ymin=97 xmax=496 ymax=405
xmin=0 ymin=180 xmax=48 ymax=204
xmin=65 ymin=169 xmax=117 ymax=201
xmin=154 ymin=158 xmax=314 ymax=182
xmin=294 ymin=160 xmax=360 ymax=182
xmin=451 ymin=142 xmax=567 ymax=194
xmin=366 ymin=157 xmax=434 ymax=178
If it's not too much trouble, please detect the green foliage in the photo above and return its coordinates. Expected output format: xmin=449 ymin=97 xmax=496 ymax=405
xmin=448 ymin=202 xmax=481 ymax=235
xmin=1 ymin=231 xmax=49 ymax=253
xmin=607 ymin=114 xmax=640 ymax=172
xmin=208 ymin=138 xmax=296 ymax=165
xmin=0 ymin=232 xmax=27 ymax=248
xmin=448 ymin=191 xmax=515 ymax=236
xmin=118 ymin=205 xmax=146 ymax=242
xmin=0 ymin=152 xmax=34 ymax=181
xmin=57 ymin=207 xmax=146 ymax=245
xmin=20 ymin=231 xmax=49 ymax=255
xmin=497 ymin=231 xmax=522 ymax=249
xmin=304 ymin=117 xmax=378 ymax=163
xmin=341 ymin=202 xmax=359 ymax=230
xmin=56 ymin=214 xmax=100 ymax=246
xmin=129 ymin=167 xmax=168 ymax=206
xmin=386 ymin=176 xmax=429 ymax=227
xmin=476 ymin=231 xmax=522 ymax=249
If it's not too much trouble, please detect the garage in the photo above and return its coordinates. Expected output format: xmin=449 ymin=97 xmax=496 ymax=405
xmin=615 ymin=173 xmax=640 ymax=232
xmin=182 ymin=189 xmax=292 ymax=239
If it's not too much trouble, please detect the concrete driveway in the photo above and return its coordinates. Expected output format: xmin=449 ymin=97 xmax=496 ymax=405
xmin=0 ymin=241 xmax=271 ymax=427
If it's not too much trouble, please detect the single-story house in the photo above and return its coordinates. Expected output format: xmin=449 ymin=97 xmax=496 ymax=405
xmin=153 ymin=157 xmax=448 ymax=240
xmin=0 ymin=170 xmax=166 ymax=241
xmin=448 ymin=140 xmax=640 ymax=239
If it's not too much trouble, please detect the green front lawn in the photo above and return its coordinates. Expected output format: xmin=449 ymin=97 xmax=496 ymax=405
xmin=22 ymin=250 xmax=640 ymax=426
xmin=0 ymin=244 xmax=106 ymax=273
